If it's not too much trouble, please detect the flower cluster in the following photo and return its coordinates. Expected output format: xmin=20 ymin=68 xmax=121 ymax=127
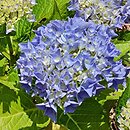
xmin=0 ymin=0 xmax=36 ymax=33
xmin=123 ymin=1 xmax=130 ymax=23
xmin=68 ymin=0 xmax=129 ymax=28
xmin=117 ymin=99 xmax=130 ymax=129
xmin=17 ymin=17 xmax=129 ymax=122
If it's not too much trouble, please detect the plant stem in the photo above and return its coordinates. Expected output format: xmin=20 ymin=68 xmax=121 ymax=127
xmin=6 ymin=36 xmax=14 ymax=66
xmin=45 ymin=120 xmax=52 ymax=130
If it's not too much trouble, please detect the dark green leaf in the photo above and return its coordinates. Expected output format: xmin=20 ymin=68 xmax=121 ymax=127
xmin=57 ymin=88 xmax=123 ymax=130
xmin=116 ymin=78 xmax=130 ymax=117
xmin=0 ymin=24 xmax=6 ymax=36
xmin=0 ymin=37 xmax=7 ymax=53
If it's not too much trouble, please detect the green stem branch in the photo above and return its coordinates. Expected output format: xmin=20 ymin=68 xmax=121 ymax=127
xmin=6 ymin=36 xmax=14 ymax=66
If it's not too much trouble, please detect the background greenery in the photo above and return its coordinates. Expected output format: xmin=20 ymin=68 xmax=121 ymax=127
xmin=0 ymin=0 xmax=130 ymax=130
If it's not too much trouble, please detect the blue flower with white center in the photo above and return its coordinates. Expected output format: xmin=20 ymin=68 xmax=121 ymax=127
xmin=68 ymin=0 xmax=129 ymax=28
xmin=122 ymin=1 xmax=130 ymax=23
xmin=17 ymin=17 xmax=129 ymax=122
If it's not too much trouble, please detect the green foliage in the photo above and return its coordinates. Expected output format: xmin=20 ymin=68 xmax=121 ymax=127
xmin=0 ymin=0 xmax=129 ymax=130
xmin=33 ymin=0 xmax=70 ymax=23
xmin=14 ymin=17 xmax=33 ymax=43
xmin=0 ymin=87 xmax=32 ymax=130
xmin=0 ymin=85 xmax=49 ymax=130
xmin=0 ymin=37 xmax=8 ymax=53
xmin=13 ymin=0 xmax=70 ymax=43
xmin=0 ymin=24 xmax=6 ymax=37
xmin=116 ymin=78 xmax=130 ymax=117
xmin=0 ymin=69 xmax=50 ymax=129
xmin=113 ymin=40 xmax=130 ymax=61
xmin=116 ymin=31 xmax=130 ymax=41
xmin=57 ymin=88 xmax=123 ymax=130
xmin=113 ymin=31 xmax=130 ymax=66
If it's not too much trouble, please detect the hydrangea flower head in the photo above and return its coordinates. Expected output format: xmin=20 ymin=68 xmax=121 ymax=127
xmin=122 ymin=0 xmax=130 ymax=23
xmin=17 ymin=17 xmax=129 ymax=122
xmin=68 ymin=0 xmax=129 ymax=28
xmin=0 ymin=0 xmax=36 ymax=33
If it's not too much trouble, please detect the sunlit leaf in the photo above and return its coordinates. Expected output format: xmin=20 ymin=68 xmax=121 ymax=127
xmin=0 ymin=86 xmax=49 ymax=130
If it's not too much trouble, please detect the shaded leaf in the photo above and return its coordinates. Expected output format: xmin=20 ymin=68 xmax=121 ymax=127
xmin=0 ymin=24 xmax=6 ymax=37
xmin=57 ymin=88 xmax=124 ymax=130
xmin=0 ymin=86 xmax=32 ymax=130
xmin=0 ymin=37 xmax=7 ymax=53
xmin=0 ymin=85 xmax=49 ymax=130
xmin=57 ymin=98 xmax=110 ymax=130
xmin=116 ymin=78 xmax=130 ymax=117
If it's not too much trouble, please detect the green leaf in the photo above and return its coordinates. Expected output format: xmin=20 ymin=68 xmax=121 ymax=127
xmin=33 ymin=0 xmax=54 ymax=24
xmin=116 ymin=31 xmax=130 ymax=41
xmin=0 ymin=86 xmax=32 ymax=130
xmin=0 ymin=86 xmax=49 ymax=130
xmin=55 ymin=0 xmax=70 ymax=19
xmin=0 ymin=37 xmax=7 ymax=53
xmin=122 ymin=32 xmax=130 ymax=41
xmin=1 ymin=52 xmax=10 ymax=60
xmin=57 ymin=88 xmax=123 ymax=130
xmin=0 ymin=58 xmax=7 ymax=67
xmin=114 ymin=41 xmax=130 ymax=60
xmin=57 ymin=98 xmax=110 ymax=130
xmin=0 ymin=24 xmax=6 ymax=37
xmin=14 ymin=17 xmax=33 ymax=42
xmin=0 ymin=73 xmax=19 ymax=91
xmin=14 ymin=0 xmax=70 ymax=43
xmin=0 ymin=79 xmax=18 ymax=91
xmin=0 ymin=57 xmax=7 ymax=76
xmin=18 ymin=90 xmax=50 ymax=129
xmin=33 ymin=0 xmax=70 ymax=28
xmin=116 ymin=78 xmax=130 ymax=117
xmin=0 ymin=56 xmax=8 ymax=76
xmin=8 ymin=70 xmax=19 ymax=83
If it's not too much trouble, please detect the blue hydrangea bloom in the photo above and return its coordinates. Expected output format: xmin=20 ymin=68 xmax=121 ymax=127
xmin=68 ymin=0 xmax=129 ymax=28
xmin=17 ymin=17 xmax=129 ymax=122
xmin=122 ymin=1 xmax=130 ymax=23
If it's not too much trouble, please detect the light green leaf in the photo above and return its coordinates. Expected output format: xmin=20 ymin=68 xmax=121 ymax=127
xmin=0 ymin=74 xmax=19 ymax=91
xmin=14 ymin=17 xmax=32 ymax=42
xmin=55 ymin=0 xmax=70 ymax=19
xmin=114 ymin=41 xmax=130 ymax=60
xmin=33 ymin=0 xmax=70 ymax=27
xmin=8 ymin=71 xmax=19 ymax=83
xmin=0 ymin=58 xmax=7 ymax=67
xmin=0 ymin=86 xmax=32 ymax=130
xmin=33 ymin=0 xmax=54 ymax=24
xmin=0 ymin=86 xmax=49 ymax=130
